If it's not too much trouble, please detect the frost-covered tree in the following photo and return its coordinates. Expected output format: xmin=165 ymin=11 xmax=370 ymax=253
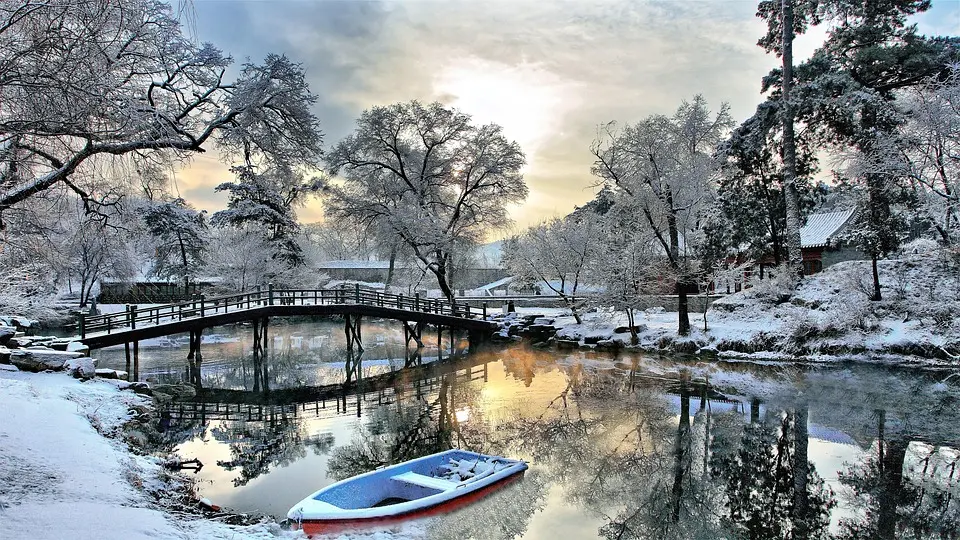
xmin=0 ymin=0 xmax=322 ymax=226
xmin=324 ymin=101 xmax=527 ymax=300
xmin=716 ymin=101 xmax=819 ymax=266
xmin=766 ymin=0 xmax=960 ymax=300
xmin=502 ymin=215 xmax=602 ymax=324
xmin=63 ymin=212 xmax=137 ymax=306
xmin=211 ymin=164 xmax=321 ymax=266
xmin=141 ymin=198 xmax=206 ymax=288
xmin=898 ymin=67 xmax=960 ymax=244
xmin=756 ymin=0 xmax=822 ymax=277
xmin=592 ymin=96 xmax=733 ymax=335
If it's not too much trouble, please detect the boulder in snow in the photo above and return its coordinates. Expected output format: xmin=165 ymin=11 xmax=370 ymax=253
xmin=66 ymin=341 xmax=90 ymax=354
xmin=0 ymin=326 xmax=15 ymax=346
xmin=6 ymin=337 xmax=33 ymax=348
xmin=9 ymin=349 xmax=83 ymax=372
xmin=151 ymin=383 xmax=197 ymax=399
xmin=95 ymin=368 xmax=128 ymax=380
xmin=65 ymin=357 xmax=96 ymax=379
xmin=0 ymin=363 xmax=18 ymax=372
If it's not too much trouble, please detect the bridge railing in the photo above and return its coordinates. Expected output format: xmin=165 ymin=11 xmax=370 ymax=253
xmin=80 ymin=284 xmax=489 ymax=338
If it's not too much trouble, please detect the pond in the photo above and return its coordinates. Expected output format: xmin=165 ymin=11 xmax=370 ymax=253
xmin=95 ymin=318 xmax=960 ymax=539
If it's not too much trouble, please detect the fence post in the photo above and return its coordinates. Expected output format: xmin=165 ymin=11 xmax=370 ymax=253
xmin=200 ymin=294 xmax=205 ymax=317
xmin=482 ymin=302 xmax=488 ymax=319
xmin=398 ymin=294 xmax=403 ymax=309
xmin=268 ymin=283 xmax=274 ymax=306
xmin=130 ymin=304 xmax=137 ymax=330
xmin=452 ymin=300 xmax=457 ymax=316
xmin=415 ymin=293 xmax=420 ymax=311
xmin=355 ymin=283 xmax=360 ymax=303
xmin=79 ymin=313 xmax=85 ymax=339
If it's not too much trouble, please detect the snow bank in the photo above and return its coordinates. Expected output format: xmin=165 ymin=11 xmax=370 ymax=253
xmin=708 ymin=249 xmax=960 ymax=361
xmin=502 ymin=249 xmax=960 ymax=365
xmin=0 ymin=371 xmax=304 ymax=540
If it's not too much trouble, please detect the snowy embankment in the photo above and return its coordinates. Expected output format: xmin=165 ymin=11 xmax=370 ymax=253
xmin=0 ymin=371 xmax=298 ymax=540
xmin=496 ymin=245 xmax=960 ymax=365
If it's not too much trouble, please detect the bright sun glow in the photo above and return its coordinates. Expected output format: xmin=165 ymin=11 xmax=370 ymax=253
xmin=433 ymin=57 xmax=579 ymax=157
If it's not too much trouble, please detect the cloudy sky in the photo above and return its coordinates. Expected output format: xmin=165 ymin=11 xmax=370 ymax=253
xmin=175 ymin=0 xmax=960 ymax=230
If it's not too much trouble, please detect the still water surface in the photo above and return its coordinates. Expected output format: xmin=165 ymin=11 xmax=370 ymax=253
xmin=96 ymin=318 xmax=960 ymax=539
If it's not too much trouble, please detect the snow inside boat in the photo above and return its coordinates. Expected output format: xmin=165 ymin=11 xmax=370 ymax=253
xmin=287 ymin=449 xmax=528 ymax=525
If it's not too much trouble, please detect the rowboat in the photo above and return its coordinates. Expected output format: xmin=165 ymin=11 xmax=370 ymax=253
xmin=287 ymin=449 xmax=528 ymax=530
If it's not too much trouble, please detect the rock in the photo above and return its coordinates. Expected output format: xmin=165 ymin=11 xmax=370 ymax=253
xmin=0 ymin=326 xmax=15 ymax=346
xmin=614 ymin=325 xmax=647 ymax=334
xmin=556 ymin=339 xmax=580 ymax=350
xmin=0 ymin=346 xmax=10 ymax=363
xmin=532 ymin=341 xmax=551 ymax=349
xmin=583 ymin=334 xmax=608 ymax=345
xmin=67 ymin=341 xmax=90 ymax=354
xmin=65 ymin=357 xmax=96 ymax=379
xmin=129 ymin=382 xmax=152 ymax=396
xmin=151 ymin=383 xmax=197 ymax=399
xmin=596 ymin=339 xmax=622 ymax=351
xmin=5 ymin=337 xmax=32 ymax=348
xmin=9 ymin=349 xmax=83 ymax=372
xmin=532 ymin=317 xmax=555 ymax=325
xmin=95 ymin=368 xmax=128 ymax=380
xmin=0 ymin=363 xmax=18 ymax=372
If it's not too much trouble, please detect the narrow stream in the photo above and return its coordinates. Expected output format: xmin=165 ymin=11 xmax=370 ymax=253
xmin=93 ymin=318 xmax=960 ymax=539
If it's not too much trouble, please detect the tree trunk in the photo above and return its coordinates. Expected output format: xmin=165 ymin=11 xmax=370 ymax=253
xmin=432 ymin=256 xmax=455 ymax=301
xmin=677 ymin=280 xmax=691 ymax=336
xmin=386 ymin=243 xmax=398 ymax=288
xmin=792 ymin=404 xmax=810 ymax=540
xmin=178 ymin=231 xmax=190 ymax=291
xmin=781 ymin=0 xmax=804 ymax=278
xmin=627 ymin=308 xmax=638 ymax=345
xmin=871 ymin=255 xmax=882 ymax=301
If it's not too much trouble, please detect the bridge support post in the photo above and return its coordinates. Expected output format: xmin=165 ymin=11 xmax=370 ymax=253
xmin=402 ymin=321 xmax=423 ymax=349
xmin=124 ymin=342 xmax=131 ymax=380
xmin=133 ymin=341 xmax=140 ymax=382
xmin=187 ymin=329 xmax=203 ymax=387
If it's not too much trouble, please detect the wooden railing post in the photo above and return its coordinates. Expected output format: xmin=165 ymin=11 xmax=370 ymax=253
xmin=268 ymin=283 xmax=274 ymax=306
xmin=482 ymin=302 xmax=488 ymax=319
xmin=415 ymin=293 xmax=420 ymax=311
xmin=200 ymin=294 xmax=205 ymax=317
xmin=129 ymin=304 xmax=137 ymax=330
xmin=355 ymin=283 xmax=360 ymax=304
xmin=397 ymin=294 xmax=403 ymax=309
xmin=256 ymin=285 xmax=262 ymax=306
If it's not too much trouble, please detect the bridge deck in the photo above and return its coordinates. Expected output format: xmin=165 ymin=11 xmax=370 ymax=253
xmin=79 ymin=287 xmax=497 ymax=350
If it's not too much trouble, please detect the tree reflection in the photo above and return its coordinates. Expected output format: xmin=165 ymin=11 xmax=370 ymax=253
xmin=836 ymin=410 xmax=959 ymax=540
xmin=212 ymin=408 xmax=334 ymax=487
xmin=493 ymin=364 xmax=843 ymax=540
xmin=712 ymin=409 xmax=835 ymax=540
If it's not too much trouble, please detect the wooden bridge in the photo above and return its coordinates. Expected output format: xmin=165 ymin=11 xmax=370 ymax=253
xmin=77 ymin=285 xmax=499 ymax=384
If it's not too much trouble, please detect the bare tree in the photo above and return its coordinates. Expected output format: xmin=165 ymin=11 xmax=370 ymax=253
xmin=592 ymin=96 xmax=733 ymax=335
xmin=323 ymin=101 xmax=527 ymax=300
xmin=502 ymin=215 xmax=602 ymax=324
xmin=0 ymin=0 xmax=322 ymax=226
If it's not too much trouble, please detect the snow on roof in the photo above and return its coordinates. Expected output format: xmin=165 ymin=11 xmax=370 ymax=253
xmin=800 ymin=208 xmax=856 ymax=249
xmin=477 ymin=275 xmax=516 ymax=291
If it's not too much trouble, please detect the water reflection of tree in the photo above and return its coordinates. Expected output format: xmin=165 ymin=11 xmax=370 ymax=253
xmin=712 ymin=408 xmax=835 ymax=540
xmin=211 ymin=409 xmax=334 ymax=487
xmin=494 ymin=365 xmax=842 ymax=540
xmin=836 ymin=410 xmax=959 ymax=540
xmin=327 ymin=371 xmax=487 ymax=481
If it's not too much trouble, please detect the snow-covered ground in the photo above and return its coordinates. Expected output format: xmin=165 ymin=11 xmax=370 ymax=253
xmin=0 ymin=371 xmax=301 ymax=540
xmin=506 ymin=245 xmax=960 ymax=365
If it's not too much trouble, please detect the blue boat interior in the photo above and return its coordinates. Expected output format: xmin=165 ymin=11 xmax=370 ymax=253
xmin=314 ymin=450 xmax=501 ymax=509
